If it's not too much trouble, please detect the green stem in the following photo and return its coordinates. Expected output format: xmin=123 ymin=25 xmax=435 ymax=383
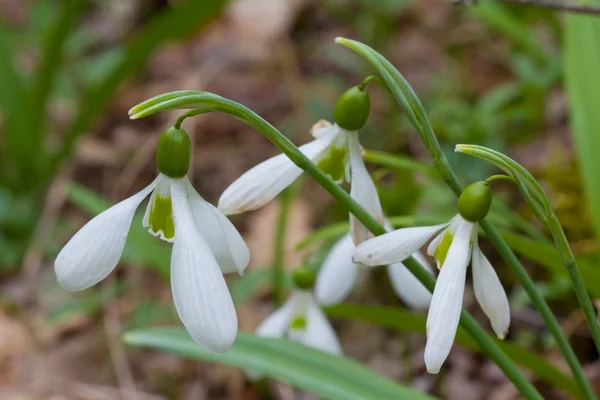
xmin=485 ymin=174 xmax=515 ymax=184
xmin=335 ymin=37 xmax=594 ymax=399
xmin=358 ymin=75 xmax=386 ymax=91
xmin=548 ymin=215 xmax=600 ymax=354
xmin=482 ymin=220 xmax=595 ymax=400
xmin=273 ymin=186 xmax=294 ymax=305
xmin=127 ymin=91 xmax=544 ymax=399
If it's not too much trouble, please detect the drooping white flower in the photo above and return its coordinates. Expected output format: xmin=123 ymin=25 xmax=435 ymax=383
xmin=55 ymin=127 xmax=250 ymax=353
xmin=314 ymin=233 xmax=432 ymax=310
xmin=218 ymin=120 xmax=383 ymax=245
xmin=256 ymin=289 xmax=341 ymax=354
xmin=353 ymin=182 xmax=510 ymax=374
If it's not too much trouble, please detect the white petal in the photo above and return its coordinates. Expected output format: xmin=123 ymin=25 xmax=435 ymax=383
xmin=348 ymin=132 xmax=383 ymax=245
xmin=255 ymin=301 xmax=295 ymax=339
xmin=424 ymin=219 xmax=474 ymax=374
xmin=304 ymin=300 xmax=342 ymax=354
xmin=218 ymin=134 xmax=335 ymax=215
xmin=472 ymin=245 xmax=510 ymax=339
xmin=170 ymin=179 xmax=237 ymax=352
xmin=314 ymin=234 xmax=360 ymax=306
xmin=55 ymin=177 xmax=159 ymax=291
xmin=353 ymin=224 xmax=448 ymax=267
xmin=387 ymin=252 xmax=433 ymax=311
xmin=427 ymin=215 xmax=460 ymax=257
xmin=185 ymin=179 xmax=249 ymax=275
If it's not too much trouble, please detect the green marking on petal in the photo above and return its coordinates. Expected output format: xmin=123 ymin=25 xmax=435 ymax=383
xmin=148 ymin=192 xmax=175 ymax=241
xmin=317 ymin=146 xmax=348 ymax=182
xmin=289 ymin=315 xmax=307 ymax=330
xmin=435 ymin=230 xmax=454 ymax=269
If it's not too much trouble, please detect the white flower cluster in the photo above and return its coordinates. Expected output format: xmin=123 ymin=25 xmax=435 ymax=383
xmin=56 ymin=114 xmax=509 ymax=375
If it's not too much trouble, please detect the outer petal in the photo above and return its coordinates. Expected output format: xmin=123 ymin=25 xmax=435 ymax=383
xmin=255 ymin=300 xmax=295 ymax=339
xmin=55 ymin=177 xmax=158 ymax=291
xmin=303 ymin=300 xmax=342 ymax=354
xmin=387 ymin=251 xmax=433 ymax=311
xmin=424 ymin=219 xmax=474 ymax=374
xmin=348 ymin=132 xmax=383 ymax=245
xmin=218 ymin=134 xmax=335 ymax=215
xmin=185 ymin=179 xmax=249 ymax=275
xmin=353 ymin=224 xmax=448 ymax=267
xmin=472 ymin=245 xmax=510 ymax=339
xmin=314 ymin=234 xmax=360 ymax=306
xmin=170 ymin=179 xmax=237 ymax=352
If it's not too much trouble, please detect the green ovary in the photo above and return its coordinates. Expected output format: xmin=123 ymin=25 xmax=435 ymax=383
xmin=434 ymin=230 xmax=454 ymax=268
xmin=148 ymin=194 xmax=175 ymax=240
xmin=317 ymin=146 xmax=348 ymax=182
xmin=289 ymin=315 xmax=307 ymax=330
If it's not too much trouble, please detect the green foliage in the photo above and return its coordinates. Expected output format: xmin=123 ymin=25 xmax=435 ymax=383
xmin=326 ymin=304 xmax=582 ymax=399
xmin=0 ymin=0 xmax=227 ymax=269
xmin=125 ymin=328 xmax=437 ymax=400
xmin=564 ymin=14 xmax=600 ymax=239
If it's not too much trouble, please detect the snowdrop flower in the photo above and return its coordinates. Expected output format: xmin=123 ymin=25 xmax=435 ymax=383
xmin=314 ymin=232 xmax=432 ymax=310
xmin=354 ymin=182 xmax=510 ymax=373
xmin=55 ymin=127 xmax=250 ymax=352
xmin=256 ymin=268 xmax=341 ymax=354
xmin=218 ymin=86 xmax=383 ymax=245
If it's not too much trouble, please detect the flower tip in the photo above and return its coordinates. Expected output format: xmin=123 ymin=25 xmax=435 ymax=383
xmin=426 ymin=364 xmax=441 ymax=374
xmin=454 ymin=144 xmax=467 ymax=153
xmin=496 ymin=326 xmax=509 ymax=340
xmin=334 ymin=37 xmax=343 ymax=44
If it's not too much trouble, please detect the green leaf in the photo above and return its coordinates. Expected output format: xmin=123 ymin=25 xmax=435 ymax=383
xmin=564 ymin=13 xmax=600 ymax=239
xmin=64 ymin=183 xmax=170 ymax=279
xmin=0 ymin=25 xmax=29 ymax=184
xmin=325 ymin=304 xmax=581 ymax=399
xmin=125 ymin=328 xmax=436 ymax=400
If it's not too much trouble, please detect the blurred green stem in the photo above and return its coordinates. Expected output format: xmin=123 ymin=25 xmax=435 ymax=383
xmin=273 ymin=186 xmax=294 ymax=304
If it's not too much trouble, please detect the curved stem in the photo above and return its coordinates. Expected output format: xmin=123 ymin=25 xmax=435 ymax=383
xmin=482 ymin=220 xmax=595 ymax=400
xmin=334 ymin=37 xmax=594 ymax=399
xmin=358 ymin=75 xmax=386 ymax=91
xmin=548 ymin=215 xmax=600 ymax=354
xmin=485 ymin=174 xmax=515 ymax=185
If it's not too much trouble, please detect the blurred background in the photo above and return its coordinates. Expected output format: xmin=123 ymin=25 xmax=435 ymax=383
xmin=0 ymin=0 xmax=599 ymax=399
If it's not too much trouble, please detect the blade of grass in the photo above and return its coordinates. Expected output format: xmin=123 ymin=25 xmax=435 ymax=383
xmin=125 ymin=328 xmax=437 ymax=400
xmin=564 ymin=13 xmax=600 ymax=240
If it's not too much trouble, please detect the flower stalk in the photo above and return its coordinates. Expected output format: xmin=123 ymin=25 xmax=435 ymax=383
xmin=332 ymin=38 xmax=595 ymax=399
xmin=273 ymin=186 xmax=295 ymax=304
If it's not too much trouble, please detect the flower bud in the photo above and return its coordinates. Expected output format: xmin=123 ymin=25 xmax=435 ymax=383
xmin=333 ymin=86 xmax=370 ymax=131
xmin=156 ymin=127 xmax=191 ymax=178
xmin=457 ymin=181 xmax=492 ymax=222
xmin=293 ymin=267 xmax=316 ymax=290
